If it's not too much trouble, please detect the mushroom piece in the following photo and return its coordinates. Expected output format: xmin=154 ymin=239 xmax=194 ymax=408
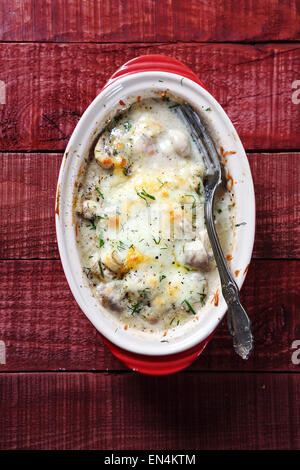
xmin=94 ymin=131 xmax=114 ymax=169
xmin=135 ymin=116 xmax=162 ymax=139
xmin=96 ymin=282 xmax=124 ymax=313
xmin=88 ymin=252 xmax=114 ymax=281
xmin=168 ymin=129 xmax=191 ymax=157
xmin=131 ymin=134 xmax=152 ymax=156
xmin=158 ymin=129 xmax=191 ymax=158
xmin=80 ymin=199 xmax=103 ymax=220
xmin=100 ymin=248 xmax=125 ymax=274
xmin=183 ymin=239 xmax=210 ymax=270
xmin=130 ymin=117 xmax=162 ymax=157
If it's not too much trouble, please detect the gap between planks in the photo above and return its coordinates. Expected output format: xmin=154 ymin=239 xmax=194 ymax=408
xmin=0 ymin=370 xmax=300 ymax=375
xmin=1 ymin=149 xmax=300 ymax=154
xmin=0 ymin=40 xmax=300 ymax=45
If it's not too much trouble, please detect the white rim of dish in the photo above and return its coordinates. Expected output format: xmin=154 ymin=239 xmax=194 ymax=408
xmin=56 ymin=71 xmax=255 ymax=356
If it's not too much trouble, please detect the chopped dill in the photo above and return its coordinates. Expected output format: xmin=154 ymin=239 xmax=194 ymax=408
xmin=182 ymin=299 xmax=196 ymax=315
xmin=117 ymin=240 xmax=126 ymax=251
xmin=95 ymin=187 xmax=104 ymax=199
xmin=128 ymin=302 xmax=142 ymax=315
xmin=157 ymin=178 xmax=167 ymax=189
xmin=196 ymin=181 xmax=202 ymax=196
xmin=88 ymin=219 xmax=97 ymax=230
xmin=123 ymin=121 xmax=132 ymax=132
xmin=136 ymin=188 xmax=156 ymax=204
xmin=83 ymin=267 xmax=92 ymax=279
xmin=98 ymin=261 xmax=104 ymax=279
xmin=152 ymin=236 xmax=161 ymax=245
xmin=198 ymin=286 xmax=207 ymax=306
xmin=184 ymin=194 xmax=196 ymax=208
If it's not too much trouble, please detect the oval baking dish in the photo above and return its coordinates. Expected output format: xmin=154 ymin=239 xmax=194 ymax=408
xmin=55 ymin=55 xmax=255 ymax=374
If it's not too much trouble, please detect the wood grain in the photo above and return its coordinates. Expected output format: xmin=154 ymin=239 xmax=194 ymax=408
xmin=0 ymin=259 xmax=299 ymax=372
xmin=1 ymin=152 xmax=299 ymax=260
xmin=1 ymin=0 xmax=299 ymax=43
xmin=0 ymin=371 xmax=299 ymax=449
xmin=0 ymin=43 xmax=299 ymax=150
xmin=249 ymin=153 xmax=300 ymax=259
xmin=0 ymin=153 xmax=62 ymax=259
xmin=0 ymin=0 xmax=299 ymax=454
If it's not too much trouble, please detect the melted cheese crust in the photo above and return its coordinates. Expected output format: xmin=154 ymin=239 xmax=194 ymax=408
xmin=76 ymin=98 xmax=235 ymax=334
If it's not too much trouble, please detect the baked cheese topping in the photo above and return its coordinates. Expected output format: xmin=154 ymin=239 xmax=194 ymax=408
xmin=75 ymin=98 xmax=235 ymax=334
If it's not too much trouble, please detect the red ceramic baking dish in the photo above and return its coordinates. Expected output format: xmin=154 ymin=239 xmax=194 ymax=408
xmin=55 ymin=55 xmax=255 ymax=375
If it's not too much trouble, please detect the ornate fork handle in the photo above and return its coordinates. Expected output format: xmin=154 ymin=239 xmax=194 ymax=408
xmin=176 ymin=103 xmax=253 ymax=359
xmin=205 ymin=186 xmax=253 ymax=360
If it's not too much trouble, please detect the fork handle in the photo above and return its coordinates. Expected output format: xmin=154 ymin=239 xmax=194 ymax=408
xmin=204 ymin=188 xmax=253 ymax=360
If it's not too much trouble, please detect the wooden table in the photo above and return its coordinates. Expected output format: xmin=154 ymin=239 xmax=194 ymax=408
xmin=0 ymin=0 xmax=299 ymax=450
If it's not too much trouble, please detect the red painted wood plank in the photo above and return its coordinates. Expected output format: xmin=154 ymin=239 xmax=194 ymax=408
xmin=248 ymin=153 xmax=300 ymax=259
xmin=1 ymin=0 xmax=299 ymax=43
xmin=0 ymin=372 xmax=299 ymax=449
xmin=0 ymin=153 xmax=62 ymax=259
xmin=0 ymin=43 xmax=299 ymax=150
xmin=1 ymin=152 xmax=299 ymax=260
xmin=0 ymin=260 xmax=299 ymax=371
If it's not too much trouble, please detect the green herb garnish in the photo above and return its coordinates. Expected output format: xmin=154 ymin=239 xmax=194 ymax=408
xmin=83 ymin=267 xmax=92 ymax=279
xmin=136 ymin=188 xmax=156 ymax=205
xmin=135 ymin=189 xmax=155 ymax=202
xmin=152 ymin=236 xmax=161 ymax=245
xmin=123 ymin=121 xmax=132 ymax=132
xmin=98 ymin=261 xmax=104 ymax=279
xmin=95 ymin=187 xmax=104 ymax=199
xmin=117 ymin=240 xmax=126 ymax=251
xmin=128 ymin=302 xmax=142 ymax=315
xmin=157 ymin=178 xmax=167 ymax=189
xmin=128 ymin=288 xmax=151 ymax=315
xmin=137 ymin=288 xmax=150 ymax=300
xmin=198 ymin=286 xmax=206 ymax=306
xmin=159 ymin=274 xmax=166 ymax=282
xmin=184 ymin=194 xmax=196 ymax=208
xmin=99 ymin=236 xmax=104 ymax=248
xmin=88 ymin=219 xmax=97 ymax=230
xmin=182 ymin=299 xmax=197 ymax=315
xmin=196 ymin=182 xmax=202 ymax=196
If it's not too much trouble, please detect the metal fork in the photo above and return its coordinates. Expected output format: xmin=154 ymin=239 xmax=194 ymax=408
xmin=178 ymin=103 xmax=253 ymax=360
